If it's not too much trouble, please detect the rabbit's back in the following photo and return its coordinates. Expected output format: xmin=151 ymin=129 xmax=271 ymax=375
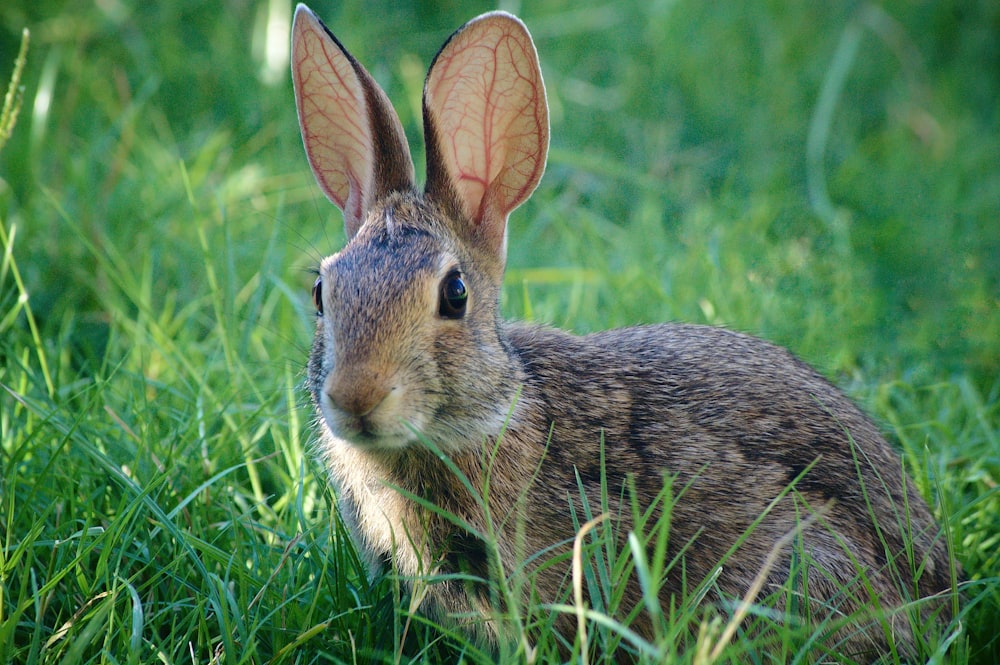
xmin=504 ymin=321 xmax=951 ymax=651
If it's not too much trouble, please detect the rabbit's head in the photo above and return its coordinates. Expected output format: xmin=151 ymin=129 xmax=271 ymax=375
xmin=292 ymin=6 xmax=548 ymax=451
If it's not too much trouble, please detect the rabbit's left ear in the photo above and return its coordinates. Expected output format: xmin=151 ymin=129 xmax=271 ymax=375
xmin=423 ymin=12 xmax=549 ymax=257
xmin=291 ymin=4 xmax=415 ymax=238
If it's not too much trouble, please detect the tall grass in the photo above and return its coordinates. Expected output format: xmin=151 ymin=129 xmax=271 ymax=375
xmin=1 ymin=0 xmax=998 ymax=662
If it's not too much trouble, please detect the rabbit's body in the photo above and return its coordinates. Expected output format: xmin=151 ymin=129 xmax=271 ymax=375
xmin=314 ymin=257 xmax=950 ymax=654
xmin=292 ymin=4 xmax=954 ymax=659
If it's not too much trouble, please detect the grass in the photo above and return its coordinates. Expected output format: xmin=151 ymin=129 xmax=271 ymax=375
xmin=1 ymin=0 xmax=998 ymax=662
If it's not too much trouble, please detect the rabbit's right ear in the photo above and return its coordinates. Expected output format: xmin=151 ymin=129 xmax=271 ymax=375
xmin=291 ymin=4 xmax=415 ymax=238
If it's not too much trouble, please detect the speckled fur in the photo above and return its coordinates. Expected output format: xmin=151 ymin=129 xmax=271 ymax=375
xmin=292 ymin=6 xmax=955 ymax=660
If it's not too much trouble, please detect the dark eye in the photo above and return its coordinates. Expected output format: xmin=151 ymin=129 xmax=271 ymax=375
xmin=438 ymin=271 xmax=467 ymax=319
xmin=312 ymin=276 xmax=323 ymax=316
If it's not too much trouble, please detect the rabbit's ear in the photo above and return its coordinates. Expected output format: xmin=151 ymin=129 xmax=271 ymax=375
xmin=423 ymin=12 xmax=549 ymax=257
xmin=291 ymin=4 xmax=415 ymax=238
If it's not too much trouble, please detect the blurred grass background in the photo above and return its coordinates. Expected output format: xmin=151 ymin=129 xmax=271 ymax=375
xmin=1 ymin=0 xmax=998 ymax=662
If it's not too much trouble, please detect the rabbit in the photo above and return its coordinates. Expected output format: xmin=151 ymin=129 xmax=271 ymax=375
xmin=291 ymin=4 xmax=955 ymax=659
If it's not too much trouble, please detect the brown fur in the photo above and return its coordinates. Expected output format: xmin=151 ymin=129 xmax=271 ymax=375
xmin=291 ymin=5 xmax=955 ymax=660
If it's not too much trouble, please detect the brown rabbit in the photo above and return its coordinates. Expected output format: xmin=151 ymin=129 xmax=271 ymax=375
xmin=291 ymin=4 xmax=954 ymax=659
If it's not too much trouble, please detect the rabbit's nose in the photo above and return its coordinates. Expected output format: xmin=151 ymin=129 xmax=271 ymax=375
xmin=326 ymin=368 xmax=392 ymax=417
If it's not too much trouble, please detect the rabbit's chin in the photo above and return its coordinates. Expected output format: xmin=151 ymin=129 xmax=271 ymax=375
xmin=330 ymin=429 xmax=414 ymax=451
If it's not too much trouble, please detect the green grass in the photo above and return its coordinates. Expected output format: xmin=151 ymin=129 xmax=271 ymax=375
xmin=1 ymin=0 xmax=998 ymax=662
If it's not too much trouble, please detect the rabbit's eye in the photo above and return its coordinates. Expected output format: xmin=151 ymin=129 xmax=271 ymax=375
xmin=312 ymin=277 xmax=324 ymax=316
xmin=439 ymin=272 xmax=467 ymax=319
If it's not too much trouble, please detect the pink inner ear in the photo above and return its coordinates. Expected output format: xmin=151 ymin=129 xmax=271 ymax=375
xmin=425 ymin=13 xmax=548 ymax=228
xmin=292 ymin=7 xmax=374 ymax=227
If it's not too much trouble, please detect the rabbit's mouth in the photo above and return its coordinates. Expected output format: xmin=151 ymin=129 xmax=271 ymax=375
xmin=320 ymin=403 xmax=425 ymax=451
xmin=339 ymin=414 xmax=380 ymax=443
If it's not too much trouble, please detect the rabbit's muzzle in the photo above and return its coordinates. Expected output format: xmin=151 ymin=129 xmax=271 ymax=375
xmin=320 ymin=366 xmax=420 ymax=449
